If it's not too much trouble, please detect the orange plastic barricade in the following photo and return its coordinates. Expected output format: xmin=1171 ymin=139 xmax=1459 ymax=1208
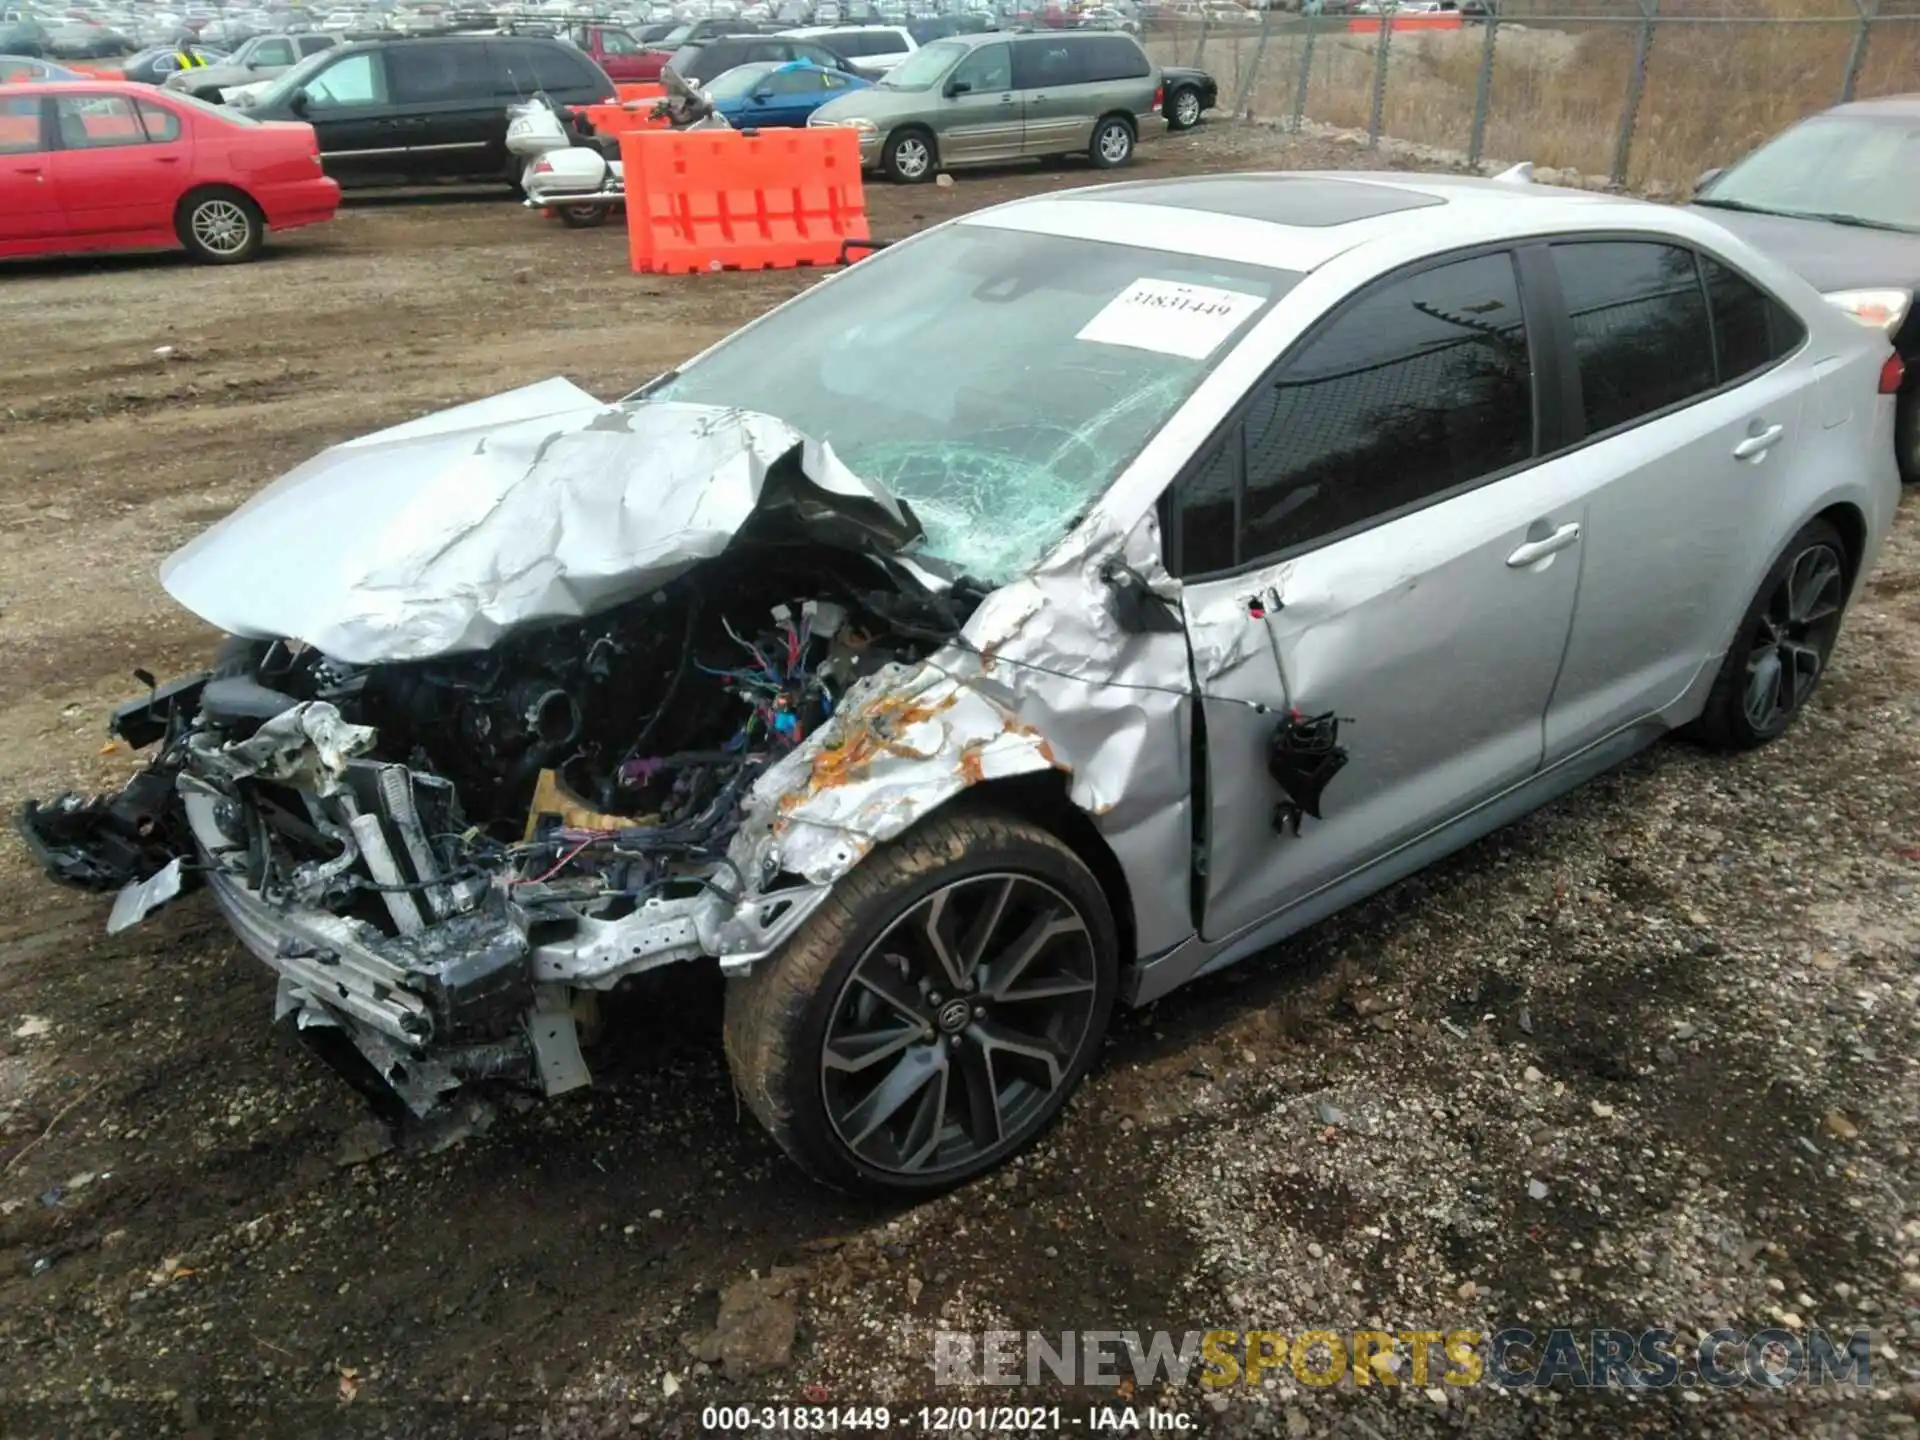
xmin=620 ymin=127 xmax=868 ymax=275
xmin=615 ymin=82 xmax=665 ymax=105
xmin=1347 ymin=11 xmax=1462 ymax=31
xmin=575 ymin=102 xmax=671 ymax=136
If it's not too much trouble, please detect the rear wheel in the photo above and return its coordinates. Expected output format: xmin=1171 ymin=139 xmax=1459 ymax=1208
xmin=1090 ymin=115 xmax=1134 ymax=168
xmin=558 ymin=204 xmax=608 ymax=228
xmin=1691 ymin=518 xmax=1849 ymax=750
xmin=882 ymin=127 xmax=936 ymax=184
xmin=1166 ymin=85 xmax=1203 ymax=131
xmin=724 ymin=809 xmax=1118 ymax=1196
xmin=176 ymin=189 xmax=263 ymax=264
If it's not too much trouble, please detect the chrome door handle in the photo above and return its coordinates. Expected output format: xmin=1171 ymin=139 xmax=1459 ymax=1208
xmin=1507 ymin=522 xmax=1581 ymax=568
xmin=1733 ymin=423 xmax=1784 ymax=459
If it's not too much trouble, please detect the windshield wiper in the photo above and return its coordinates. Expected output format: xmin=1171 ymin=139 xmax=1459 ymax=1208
xmin=1793 ymin=211 xmax=1919 ymax=234
xmin=1694 ymin=196 xmax=1917 ymax=234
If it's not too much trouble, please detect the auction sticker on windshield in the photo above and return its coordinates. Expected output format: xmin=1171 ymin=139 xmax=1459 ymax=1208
xmin=1076 ymin=278 xmax=1266 ymax=360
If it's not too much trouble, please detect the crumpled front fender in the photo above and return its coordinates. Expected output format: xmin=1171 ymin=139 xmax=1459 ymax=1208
xmin=740 ymin=661 xmax=1066 ymax=888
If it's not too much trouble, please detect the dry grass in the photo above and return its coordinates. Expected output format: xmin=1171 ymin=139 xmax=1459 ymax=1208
xmin=1149 ymin=0 xmax=1920 ymax=189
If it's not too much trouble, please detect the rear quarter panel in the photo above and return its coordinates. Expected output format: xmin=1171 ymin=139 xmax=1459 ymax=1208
xmin=1705 ymin=228 xmax=1904 ymax=609
xmin=214 ymin=118 xmax=339 ymax=225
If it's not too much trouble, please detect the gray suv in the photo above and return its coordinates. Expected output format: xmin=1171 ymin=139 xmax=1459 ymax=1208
xmin=808 ymin=29 xmax=1159 ymax=182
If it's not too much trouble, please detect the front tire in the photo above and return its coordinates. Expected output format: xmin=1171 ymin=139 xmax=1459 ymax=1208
xmin=724 ymin=809 xmax=1118 ymax=1197
xmin=176 ymin=188 xmax=263 ymax=264
xmin=1166 ymin=85 xmax=1203 ymax=131
xmin=1691 ymin=518 xmax=1849 ymax=750
xmin=881 ymin=127 xmax=936 ymax=184
xmin=1090 ymin=115 xmax=1135 ymax=168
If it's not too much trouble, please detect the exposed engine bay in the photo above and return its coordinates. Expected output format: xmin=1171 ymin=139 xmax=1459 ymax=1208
xmin=21 ymin=541 xmax=985 ymax=1115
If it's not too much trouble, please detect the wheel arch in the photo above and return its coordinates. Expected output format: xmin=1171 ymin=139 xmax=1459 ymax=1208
xmin=944 ymin=771 xmax=1137 ymax=970
xmin=1814 ymin=499 xmax=1867 ymax=592
xmin=1095 ymin=108 xmax=1137 ymax=136
xmin=175 ymin=181 xmax=265 ymax=229
xmin=883 ymin=121 xmax=937 ymax=156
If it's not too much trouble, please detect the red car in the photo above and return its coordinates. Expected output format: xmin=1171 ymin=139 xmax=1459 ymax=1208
xmin=565 ymin=23 xmax=654 ymax=83
xmin=0 ymin=81 xmax=340 ymax=264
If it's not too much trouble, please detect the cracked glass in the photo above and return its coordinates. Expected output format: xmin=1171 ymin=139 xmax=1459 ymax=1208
xmin=648 ymin=224 xmax=1298 ymax=582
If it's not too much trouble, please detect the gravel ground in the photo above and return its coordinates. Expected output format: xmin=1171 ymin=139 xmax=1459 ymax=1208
xmin=2 ymin=123 xmax=1918 ymax=1439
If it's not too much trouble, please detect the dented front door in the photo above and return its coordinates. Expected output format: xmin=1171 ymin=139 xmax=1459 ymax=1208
xmin=1169 ymin=247 xmax=1581 ymax=943
xmin=1183 ymin=480 xmax=1583 ymax=942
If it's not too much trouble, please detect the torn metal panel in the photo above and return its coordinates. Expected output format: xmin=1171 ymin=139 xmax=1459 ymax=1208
xmin=191 ymin=701 xmax=375 ymax=795
xmin=738 ymin=507 xmax=1199 ymax=957
xmin=160 ymin=391 xmax=920 ymax=665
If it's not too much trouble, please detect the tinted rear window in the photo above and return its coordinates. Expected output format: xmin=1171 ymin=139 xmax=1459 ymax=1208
xmin=1012 ymin=33 xmax=1147 ymax=87
xmin=498 ymin=39 xmax=602 ymax=93
xmin=387 ymin=41 xmax=495 ymax=102
xmin=1550 ymin=240 xmax=1716 ymax=436
xmin=826 ymin=29 xmax=905 ymax=56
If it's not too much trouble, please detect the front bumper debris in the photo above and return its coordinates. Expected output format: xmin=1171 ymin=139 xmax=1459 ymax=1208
xmin=19 ymin=694 xmax=831 ymax=1119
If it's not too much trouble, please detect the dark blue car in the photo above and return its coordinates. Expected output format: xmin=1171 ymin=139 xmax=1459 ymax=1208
xmin=702 ymin=59 xmax=870 ymax=129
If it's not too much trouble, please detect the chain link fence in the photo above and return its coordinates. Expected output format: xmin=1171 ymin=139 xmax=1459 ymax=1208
xmin=1141 ymin=0 xmax=1920 ymax=192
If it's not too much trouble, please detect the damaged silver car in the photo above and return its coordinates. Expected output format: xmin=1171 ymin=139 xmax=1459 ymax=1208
xmin=21 ymin=173 xmax=1903 ymax=1196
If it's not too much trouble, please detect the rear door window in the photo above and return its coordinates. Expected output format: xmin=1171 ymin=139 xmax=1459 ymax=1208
xmin=1011 ymin=39 xmax=1077 ymax=89
xmin=387 ymin=41 xmax=494 ymax=103
xmin=1549 ymin=240 xmax=1716 ymax=436
xmin=791 ymin=41 xmax=846 ymax=68
xmin=1076 ymin=34 xmax=1148 ymax=81
xmin=53 ymin=93 xmax=147 ymax=148
xmin=527 ymin=41 xmax=600 ymax=90
xmin=298 ymin=34 xmax=337 ymax=57
xmin=135 ymin=97 xmax=183 ymax=141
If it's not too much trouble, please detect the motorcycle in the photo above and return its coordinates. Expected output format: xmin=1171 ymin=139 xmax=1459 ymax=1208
xmin=505 ymin=70 xmax=730 ymax=230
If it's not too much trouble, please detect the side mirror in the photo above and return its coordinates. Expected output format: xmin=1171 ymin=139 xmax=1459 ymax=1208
xmin=287 ymin=87 xmax=308 ymax=114
xmin=945 ymin=77 xmax=971 ymax=96
xmin=750 ymin=86 xmax=771 ymax=100
xmin=1100 ymin=561 xmax=1182 ymax=635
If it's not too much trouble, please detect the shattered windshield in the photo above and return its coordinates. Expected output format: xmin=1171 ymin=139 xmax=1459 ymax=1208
xmin=646 ymin=224 xmax=1296 ymax=581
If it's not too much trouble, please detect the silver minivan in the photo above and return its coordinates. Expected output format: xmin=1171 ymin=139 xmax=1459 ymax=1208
xmin=808 ymin=29 xmax=1159 ymax=181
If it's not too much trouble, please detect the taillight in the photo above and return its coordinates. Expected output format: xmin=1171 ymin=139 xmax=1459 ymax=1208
xmin=533 ymin=158 xmax=553 ymax=174
xmin=1153 ymin=84 xmax=1163 ymax=111
xmin=1881 ymin=351 xmax=1906 ymax=395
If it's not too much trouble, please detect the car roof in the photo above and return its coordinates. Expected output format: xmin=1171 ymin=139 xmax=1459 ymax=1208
xmin=1825 ymin=92 xmax=1920 ymax=121
xmin=5 ymin=77 xmax=175 ymax=96
xmin=964 ymin=170 xmax=1749 ymax=274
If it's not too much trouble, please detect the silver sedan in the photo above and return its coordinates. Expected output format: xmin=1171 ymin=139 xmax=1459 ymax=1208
xmin=25 ymin=171 xmax=1903 ymax=1197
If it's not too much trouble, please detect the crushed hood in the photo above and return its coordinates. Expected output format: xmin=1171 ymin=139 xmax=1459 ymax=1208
xmin=160 ymin=380 xmax=921 ymax=665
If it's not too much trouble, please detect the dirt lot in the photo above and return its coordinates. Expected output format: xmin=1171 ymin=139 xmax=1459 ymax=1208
xmin=3 ymin=124 xmax=1920 ymax=1440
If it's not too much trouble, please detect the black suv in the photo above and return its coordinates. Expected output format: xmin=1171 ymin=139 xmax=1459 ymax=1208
xmin=241 ymin=34 xmax=614 ymax=188
xmin=665 ymin=33 xmax=867 ymax=86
